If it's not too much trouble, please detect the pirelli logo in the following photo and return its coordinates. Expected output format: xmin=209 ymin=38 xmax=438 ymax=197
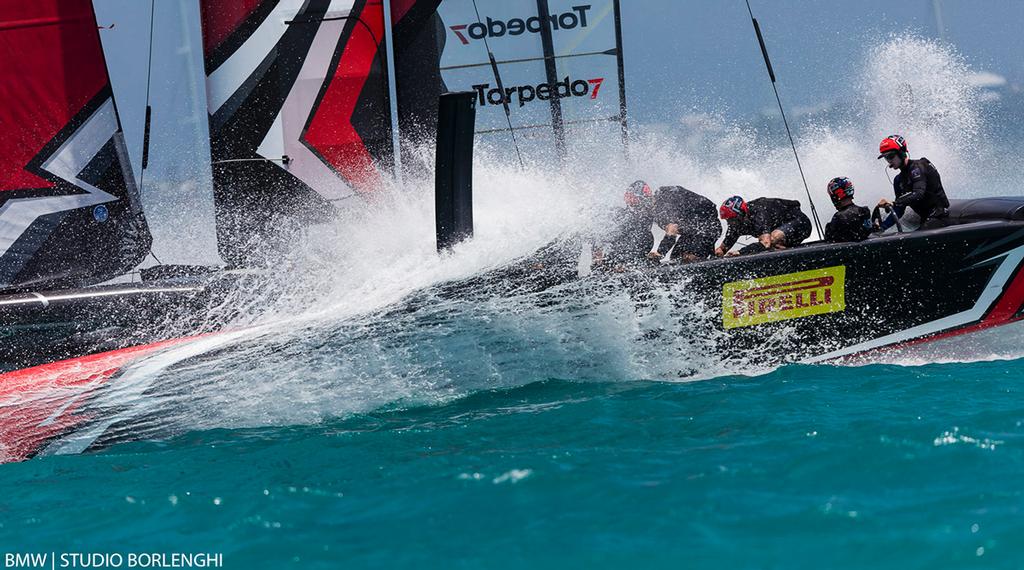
xmin=722 ymin=266 xmax=846 ymax=329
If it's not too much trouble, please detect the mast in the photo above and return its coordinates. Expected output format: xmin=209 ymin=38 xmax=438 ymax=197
xmin=382 ymin=0 xmax=404 ymax=183
xmin=535 ymin=0 xmax=566 ymax=161
xmin=612 ymin=0 xmax=628 ymax=156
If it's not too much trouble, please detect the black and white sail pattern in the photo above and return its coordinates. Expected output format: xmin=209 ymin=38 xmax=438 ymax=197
xmin=0 ymin=0 xmax=151 ymax=290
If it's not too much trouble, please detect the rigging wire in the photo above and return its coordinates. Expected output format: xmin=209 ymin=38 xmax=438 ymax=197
xmin=879 ymin=165 xmax=904 ymax=233
xmin=139 ymin=0 xmax=162 ymax=267
xmin=471 ymin=0 xmax=525 ymax=168
xmin=743 ymin=0 xmax=824 ymax=239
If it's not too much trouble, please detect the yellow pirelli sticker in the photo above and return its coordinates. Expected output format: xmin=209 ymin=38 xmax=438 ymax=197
xmin=722 ymin=266 xmax=846 ymax=329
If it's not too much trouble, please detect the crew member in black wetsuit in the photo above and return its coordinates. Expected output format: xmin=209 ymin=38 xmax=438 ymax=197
xmin=714 ymin=195 xmax=812 ymax=256
xmin=648 ymin=185 xmax=721 ymax=263
xmin=596 ymin=180 xmax=656 ymax=268
xmin=876 ymin=134 xmax=950 ymax=228
xmin=823 ymin=177 xmax=873 ymax=242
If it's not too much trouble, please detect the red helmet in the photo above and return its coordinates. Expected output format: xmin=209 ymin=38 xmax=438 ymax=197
xmin=719 ymin=195 xmax=748 ymax=219
xmin=624 ymin=180 xmax=653 ymax=206
xmin=826 ymin=177 xmax=854 ymax=204
xmin=878 ymin=134 xmax=908 ymax=159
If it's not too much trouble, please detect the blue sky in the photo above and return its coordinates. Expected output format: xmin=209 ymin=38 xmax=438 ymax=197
xmin=619 ymin=0 xmax=1023 ymax=125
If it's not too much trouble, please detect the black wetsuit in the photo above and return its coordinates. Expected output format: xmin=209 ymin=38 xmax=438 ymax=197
xmin=720 ymin=197 xmax=812 ymax=252
xmin=602 ymin=205 xmax=654 ymax=266
xmin=824 ymin=203 xmax=872 ymax=242
xmin=893 ymin=157 xmax=949 ymax=225
xmin=653 ymin=186 xmax=721 ymax=260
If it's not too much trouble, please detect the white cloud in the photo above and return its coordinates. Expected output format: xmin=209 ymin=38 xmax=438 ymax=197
xmin=967 ymin=71 xmax=1008 ymax=88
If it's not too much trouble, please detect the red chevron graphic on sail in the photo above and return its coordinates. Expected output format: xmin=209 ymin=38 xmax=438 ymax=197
xmin=303 ymin=0 xmax=386 ymax=192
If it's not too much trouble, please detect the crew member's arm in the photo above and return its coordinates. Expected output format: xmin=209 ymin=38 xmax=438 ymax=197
xmin=655 ymin=223 xmax=680 ymax=257
xmin=875 ymin=206 xmax=901 ymax=231
xmin=877 ymin=177 xmax=907 ymax=230
xmin=878 ymin=175 xmax=900 ymax=208
xmin=894 ymin=167 xmax=927 ymax=207
xmin=856 ymin=209 xmax=874 ymax=240
xmin=716 ymin=226 xmax=740 ymax=256
xmin=752 ymin=209 xmax=773 ymax=248
xmin=824 ymin=219 xmax=838 ymax=242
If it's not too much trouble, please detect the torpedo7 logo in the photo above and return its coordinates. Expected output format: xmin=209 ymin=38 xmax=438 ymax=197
xmin=450 ymin=5 xmax=591 ymax=45
xmin=473 ymin=76 xmax=605 ymax=107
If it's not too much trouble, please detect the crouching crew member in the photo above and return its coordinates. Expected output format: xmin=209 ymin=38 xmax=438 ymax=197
xmin=597 ymin=180 xmax=657 ymax=268
xmin=649 ymin=185 xmax=721 ymax=263
xmin=823 ymin=177 xmax=873 ymax=242
xmin=714 ymin=195 xmax=812 ymax=256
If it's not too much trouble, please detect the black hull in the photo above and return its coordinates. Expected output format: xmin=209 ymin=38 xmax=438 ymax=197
xmin=5 ymin=221 xmax=1024 ymax=370
xmin=0 ymin=273 xmax=245 ymax=373
xmin=662 ymin=221 xmax=1024 ymax=361
xmin=432 ymin=220 xmax=1024 ymax=364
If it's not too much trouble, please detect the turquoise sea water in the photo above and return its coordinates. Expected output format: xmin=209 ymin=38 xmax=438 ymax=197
xmin=4 ymin=358 xmax=1023 ymax=568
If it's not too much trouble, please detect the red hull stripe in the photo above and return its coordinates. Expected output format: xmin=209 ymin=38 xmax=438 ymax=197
xmin=0 ymin=337 xmax=199 ymax=463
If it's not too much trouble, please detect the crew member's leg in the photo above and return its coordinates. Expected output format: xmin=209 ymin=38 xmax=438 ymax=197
xmin=670 ymin=234 xmax=710 ymax=262
xmin=670 ymin=222 xmax=719 ymax=261
xmin=920 ymin=206 xmax=951 ymax=230
xmin=773 ymin=213 xmax=812 ymax=248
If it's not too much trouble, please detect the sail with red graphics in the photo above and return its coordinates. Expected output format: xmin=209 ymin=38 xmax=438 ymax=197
xmin=0 ymin=0 xmax=151 ymax=291
xmin=200 ymin=0 xmax=440 ymax=267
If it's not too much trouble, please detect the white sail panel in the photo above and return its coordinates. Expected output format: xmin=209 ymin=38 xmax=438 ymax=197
xmin=434 ymin=0 xmax=625 ymax=158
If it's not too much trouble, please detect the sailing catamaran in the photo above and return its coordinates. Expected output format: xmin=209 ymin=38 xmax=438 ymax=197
xmin=0 ymin=0 xmax=206 ymax=370
xmin=3 ymin=0 xmax=1024 ymax=463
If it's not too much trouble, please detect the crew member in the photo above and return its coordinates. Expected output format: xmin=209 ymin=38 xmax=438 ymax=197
xmin=649 ymin=185 xmax=721 ymax=262
xmin=714 ymin=195 xmax=812 ymax=256
xmin=876 ymin=134 xmax=949 ymax=227
xmin=596 ymin=180 xmax=656 ymax=268
xmin=823 ymin=177 xmax=872 ymax=242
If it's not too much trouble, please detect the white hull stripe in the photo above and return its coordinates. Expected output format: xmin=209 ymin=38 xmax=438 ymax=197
xmin=804 ymin=243 xmax=1024 ymax=363
xmin=39 ymin=328 xmax=259 ymax=457
xmin=0 ymin=286 xmax=200 ymax=307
